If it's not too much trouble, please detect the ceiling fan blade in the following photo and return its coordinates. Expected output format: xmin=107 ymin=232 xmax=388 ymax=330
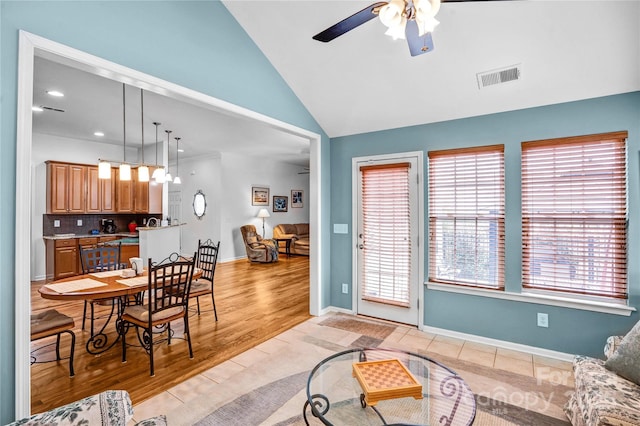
xmin=405 ymin=20 xmax=434 ymax=56
xmin=313 ymin=2 xmax=387 ymax=42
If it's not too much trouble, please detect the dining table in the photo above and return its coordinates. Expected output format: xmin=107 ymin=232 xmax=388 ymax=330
xmin=39 ymin=267 xmax=201 ymax=355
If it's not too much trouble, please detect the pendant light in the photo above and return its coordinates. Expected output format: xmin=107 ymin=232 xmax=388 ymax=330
xmin=119 ymin=83 xmax=131 ymax=181
xmin=137 ymin=88 xmax=149 ymax=182
xmin=173 ymin=137 xmax=182 ymax=184
xmin=164 ymin=130 xmax=173 ymax=182
xmin=152 ymin=122 xmax=166 ymax=183
xmin=98 ymin=159 xmax=111 ymax=179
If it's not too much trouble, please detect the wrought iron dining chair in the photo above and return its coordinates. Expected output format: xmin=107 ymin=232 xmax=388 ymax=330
xmin=30 ymin=309 xmax=76 ymax=377
xmin=79 ymin=243 xmax=122 ymax=334
xmin=190 ymin=239 xmax=220 ymax=321
xmin=120 ymin=252 xmax=197 ymax=376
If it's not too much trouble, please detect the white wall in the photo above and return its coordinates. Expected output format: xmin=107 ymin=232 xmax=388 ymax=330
xmin=172 ymin=153 xmax=223 ymax=258
xmin=219 ymin=152 xmax=310 ymax=262
xmin=31 ymin=133 xmax=139 ymax=280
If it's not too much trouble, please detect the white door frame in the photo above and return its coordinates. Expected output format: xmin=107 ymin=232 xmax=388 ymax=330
xmin=15 ymin=30 xmax=323 ymax=417
xmin=351 ymin=151 xmax=424 ymax=328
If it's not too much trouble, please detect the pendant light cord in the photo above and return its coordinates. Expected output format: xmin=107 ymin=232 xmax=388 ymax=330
xmin=140 ymin=89 xmax=144 ymax=165
xmin=122 ymin=83 xmax=126 ymax=163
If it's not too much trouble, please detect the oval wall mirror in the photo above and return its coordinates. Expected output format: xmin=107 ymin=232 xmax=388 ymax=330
xmin=193 ymin=190 xmax=207 ymax=219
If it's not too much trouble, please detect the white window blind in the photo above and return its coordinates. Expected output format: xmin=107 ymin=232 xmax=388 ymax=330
xmin=428 ymin=145 xmax=505 ymax=289
xmin=360 ymin=163 xmax=411 ymax=307
xmin=521 ymin=131 xmax=628 ymax=299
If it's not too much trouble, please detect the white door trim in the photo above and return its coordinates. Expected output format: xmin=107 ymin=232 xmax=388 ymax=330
xmin=15 ymin=30 xmax=323 ymax=418
xmin=351 ymin=151 xmax=424 ymax=328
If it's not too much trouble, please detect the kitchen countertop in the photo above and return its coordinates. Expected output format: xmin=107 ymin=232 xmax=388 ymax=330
xmin=137 ymin=223 xmax=186 ymax=231
xmin=43 ymin=232 xmax=138 ymax=240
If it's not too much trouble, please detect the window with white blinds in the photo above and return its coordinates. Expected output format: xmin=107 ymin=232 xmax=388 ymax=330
xmin=428 ymin=145 xmax=505 ymax=289
xmin=360 ymin=163 xmax=411 ymax=307
xmin=521 ymin=132 xmax=628 ymax=299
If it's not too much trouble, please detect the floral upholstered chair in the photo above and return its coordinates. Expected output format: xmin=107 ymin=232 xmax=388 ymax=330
xmin=240 ymin=224 xmax=278 ymax=263
xmin=7 ymin=390 xmax=167 ymax=425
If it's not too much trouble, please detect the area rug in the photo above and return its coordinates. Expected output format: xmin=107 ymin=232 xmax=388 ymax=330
xmin=169 ymin=314 xmax=571 ymax=425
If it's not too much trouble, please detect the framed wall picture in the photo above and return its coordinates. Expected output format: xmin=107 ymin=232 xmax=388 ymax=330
xmin=291 ymin=190 xmax=303 ymax=208
xmin=273 ymin=195 xmax=288 ymax=212
xmin=252 ymin=186 xmax=269 ymax=206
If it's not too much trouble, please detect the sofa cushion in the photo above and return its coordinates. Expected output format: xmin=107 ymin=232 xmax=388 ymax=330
xmin=605 ymin=321 xmax=640 ymax=385
xmin=566 ymin=355 xmax=640 ymax=426
xmin=8 ymin=390 xmax=133 ymax=426
xmin=294 ymin=223 xmax=309 ymax=237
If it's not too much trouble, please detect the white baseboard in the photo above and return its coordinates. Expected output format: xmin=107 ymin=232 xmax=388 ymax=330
xmin=422 ymin=324 xmax=575 ymax=362
xmin=319 ymin=306 xmax=574 ymax=362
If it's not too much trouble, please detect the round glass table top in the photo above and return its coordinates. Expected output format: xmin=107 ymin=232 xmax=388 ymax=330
xmin=304 ymin=348 xmax=476 ymax=426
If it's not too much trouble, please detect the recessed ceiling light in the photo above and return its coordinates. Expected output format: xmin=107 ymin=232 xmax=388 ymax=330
xmin=32 ymin=106 xmax=43 ymax=112
xmin=46 ymin=90 xmax=64 ymax=97
xmin=94 ymin=131 xmax=105 ymax=137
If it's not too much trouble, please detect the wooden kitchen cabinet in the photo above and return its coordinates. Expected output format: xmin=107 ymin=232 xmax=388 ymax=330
xmin=45 ymin=238 xmax=78 ymax=281
xmin=87 ymin=166 xmax=116 ymax=213
xmin=134 ymin=167 xmax=163 ymax=214
xmin=116 ymin=173 xmax=135 ymax=213
xmin=46 ymin=161 xmax=86 ymax=214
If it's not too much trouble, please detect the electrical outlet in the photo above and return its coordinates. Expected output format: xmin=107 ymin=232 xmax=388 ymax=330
xmin=53 ymin=220 xmax=60 ymax=227
xmin=342 ymin=283 xmax=349 ymax=294
xmin=537 ymin=313 xmax=549 ymax=328
xmin=77 ymin=219 xmax=83 ymax=226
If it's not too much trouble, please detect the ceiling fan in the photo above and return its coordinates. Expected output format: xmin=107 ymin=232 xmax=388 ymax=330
xmin=313 ymin=0 xmax=504 ymax=57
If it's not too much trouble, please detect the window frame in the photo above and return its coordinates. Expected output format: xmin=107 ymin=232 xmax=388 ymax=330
xmin=428 ymin=144 xmax=505 ymax=290
xmin=521 ymin=131 xmax=628 ymax=300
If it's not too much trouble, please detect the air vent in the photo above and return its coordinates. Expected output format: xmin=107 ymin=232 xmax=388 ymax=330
xmin=477 ymin=65 xmax=521 ymax=89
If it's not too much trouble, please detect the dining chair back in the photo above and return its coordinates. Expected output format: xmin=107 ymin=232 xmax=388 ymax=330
xmin=30 ymin=309 xmax=76 ymax=376
xmin=120 ymin=252 xmax=197 ymax=376
xmin=79 ymin=243 xmax=122 ymax=273
xmin=79 ymin=243 xmax=123 ymax=332
xmin=190 ymin=239 xmax=220 ymax=320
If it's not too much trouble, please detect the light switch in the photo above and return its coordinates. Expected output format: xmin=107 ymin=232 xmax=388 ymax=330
xmin=333 ymin=224 xmax=348 ymax=234
xmin=53 ymin=220 xmax=60 ymax=227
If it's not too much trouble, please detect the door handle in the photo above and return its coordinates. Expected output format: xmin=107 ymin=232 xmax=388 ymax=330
xmin=358 ymin=244 xmax=364 ymax=249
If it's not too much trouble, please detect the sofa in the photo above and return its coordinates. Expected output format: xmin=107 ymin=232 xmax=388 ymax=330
xmin=7 ymin=389 xmax=166 ymax=425
xmin=273 ymin=223 xmax=309 ymax=255
xmin=565 ymin=335 xmax=640 ymax=425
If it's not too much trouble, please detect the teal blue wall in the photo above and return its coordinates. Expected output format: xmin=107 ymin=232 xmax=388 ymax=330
xmin=0 ymin=1 xmax=329 ymax=422
xmin=330 ymin=92 xmax=640 ymax=358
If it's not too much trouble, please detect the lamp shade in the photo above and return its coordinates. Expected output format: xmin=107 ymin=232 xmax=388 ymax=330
xmin=119 ymin=163 xmax=131 ymax=181
xmin=138 ymin=165 xmax=150 ymax=182
xmin=173 ymin=176 xmax=182 ymax=184
xmin=98 ymin=160 xmax=111 ymax=179
xmin=257 ymin=208 xmax=270 ymax=218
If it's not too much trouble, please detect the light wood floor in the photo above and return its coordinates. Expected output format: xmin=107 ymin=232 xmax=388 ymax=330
xmin=30 ymin=255 xmax=310 ymax=414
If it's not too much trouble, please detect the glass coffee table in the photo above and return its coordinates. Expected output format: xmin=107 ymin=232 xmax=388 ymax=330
xmin=304 ymin=348 xmax=476 ymax=425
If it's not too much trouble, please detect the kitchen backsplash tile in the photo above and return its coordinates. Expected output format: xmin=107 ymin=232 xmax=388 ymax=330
xmin=43 ymin=214 xmax=160 ymax=236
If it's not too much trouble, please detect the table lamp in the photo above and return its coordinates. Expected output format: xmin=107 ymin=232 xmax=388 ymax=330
xmin=257 ymin=208 xmax=270 ymax=238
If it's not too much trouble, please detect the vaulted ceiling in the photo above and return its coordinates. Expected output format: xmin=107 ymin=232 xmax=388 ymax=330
xmin=223 ymin=0 xmax=640 ymax=138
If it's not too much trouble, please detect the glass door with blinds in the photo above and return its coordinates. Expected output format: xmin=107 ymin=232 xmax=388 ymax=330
xmin=354 ymin=153 xmax=422 ymax=326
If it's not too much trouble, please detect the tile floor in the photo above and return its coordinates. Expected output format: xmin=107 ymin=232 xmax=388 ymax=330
xmin=131 ymin=314 xmax=574 ymax=424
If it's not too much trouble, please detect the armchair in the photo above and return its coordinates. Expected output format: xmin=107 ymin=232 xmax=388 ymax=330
xmin=240 ymin=225 xmax=279 ymax=263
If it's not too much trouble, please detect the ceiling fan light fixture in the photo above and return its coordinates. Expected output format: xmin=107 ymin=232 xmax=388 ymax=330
xmin=385 ymin=16 xmax=407 ymax=40
xmin=379 ymin=0 xmax=406 ymax=28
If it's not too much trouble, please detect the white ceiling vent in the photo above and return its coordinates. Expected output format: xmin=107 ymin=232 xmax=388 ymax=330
xmin=477 ymin=65 xmax=521 ymax=89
